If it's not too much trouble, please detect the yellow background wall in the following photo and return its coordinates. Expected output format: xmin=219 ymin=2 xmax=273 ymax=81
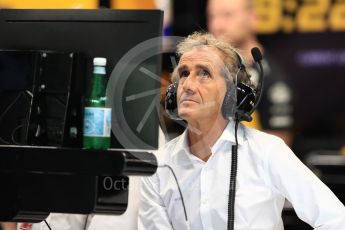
xmin=111 ymin=0 xmax=156 ymax=9
xmin=0 ymin=0 xmax=97 ymax=9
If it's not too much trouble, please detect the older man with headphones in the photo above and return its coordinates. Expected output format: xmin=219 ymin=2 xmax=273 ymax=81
xmin=138 ymin=32 xmax=345 ymax=230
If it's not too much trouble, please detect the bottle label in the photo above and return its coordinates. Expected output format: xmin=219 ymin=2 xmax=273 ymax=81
xmin=83 ymin=107 xmax=112 ymax=137
xmin=93 ymin=66 xmax=106 ymax=74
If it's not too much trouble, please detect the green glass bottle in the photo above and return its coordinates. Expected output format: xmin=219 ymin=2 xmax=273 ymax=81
xmin=83 ymin=57 xmax=111 ymax=149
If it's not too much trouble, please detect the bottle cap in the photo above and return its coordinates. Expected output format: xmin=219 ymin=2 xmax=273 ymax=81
xmin=93 ymin=57 xmax=107 ymax=66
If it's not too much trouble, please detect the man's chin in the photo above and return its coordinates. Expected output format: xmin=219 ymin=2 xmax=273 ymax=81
xmin=178 ymin=110 xmax=197 ymax=121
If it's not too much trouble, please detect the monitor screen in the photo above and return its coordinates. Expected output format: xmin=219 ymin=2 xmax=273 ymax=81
xmin=0 ymin=9 xmax=163 ymax=150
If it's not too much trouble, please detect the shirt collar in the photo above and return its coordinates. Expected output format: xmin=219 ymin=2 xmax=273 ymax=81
xmin=170 ymin=120 xmax=246 ymax=166
xmin=170 ymin=130 xmax=192 ymax=166
xmin=211 ymin=119 xmax=245 ymax=150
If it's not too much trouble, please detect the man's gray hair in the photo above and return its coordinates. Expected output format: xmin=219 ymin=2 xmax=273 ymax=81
xmin=171 ymin=32 xmax=251 ymax=86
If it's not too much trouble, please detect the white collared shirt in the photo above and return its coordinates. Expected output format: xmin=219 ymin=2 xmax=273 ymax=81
xmin=138 ymin=122 xmax=345 ymax=230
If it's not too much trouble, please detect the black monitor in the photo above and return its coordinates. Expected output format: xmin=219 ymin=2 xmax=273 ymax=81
xmin=0 ymin=9 xmax=163 ymax=150
xmin=0 ymin=9 xmax=162 ymax=222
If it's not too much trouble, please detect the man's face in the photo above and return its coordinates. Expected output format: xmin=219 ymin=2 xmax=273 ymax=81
xmin=176 ymin=47 xmax=228 ymax=123
xmin=207 ymin=0 xmax=255 ymax=46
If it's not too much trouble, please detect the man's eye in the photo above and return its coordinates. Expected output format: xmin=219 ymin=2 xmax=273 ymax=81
xmin=180 ymin=70 xmax=189 ymax=78
xmin=199 ymin=69 xmax=210 ymax=78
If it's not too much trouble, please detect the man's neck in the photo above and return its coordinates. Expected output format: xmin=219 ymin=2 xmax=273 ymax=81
xmin=187 ymin=116 xmax=228 ymax=162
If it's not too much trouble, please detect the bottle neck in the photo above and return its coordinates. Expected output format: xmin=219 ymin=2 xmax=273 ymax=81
xmin=93 ymin=65 xmax=106 ymax=75
xmin=87 ymin=65 xmax=107 ymax=107
xmin=92 ymin=66 xmax=107 ymax=91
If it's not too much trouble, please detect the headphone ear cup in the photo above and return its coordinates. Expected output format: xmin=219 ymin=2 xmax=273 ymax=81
xmin=165 ymin=82 xmax=181 ymax=120
xmin=222 ymin=81 xmax=237 ymax=119
xmin=236 ymin=82 xmax=256 ymax=117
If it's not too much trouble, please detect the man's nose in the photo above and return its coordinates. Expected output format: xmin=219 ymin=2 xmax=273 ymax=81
xmin=208 ymin=17 xmax=225 ymax=37
xmin=182 ymin=74 xmax=197 ymax=93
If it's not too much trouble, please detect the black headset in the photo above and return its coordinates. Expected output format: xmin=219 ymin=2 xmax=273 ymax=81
xmin=165 ymin=47 xmax=263 ymax=122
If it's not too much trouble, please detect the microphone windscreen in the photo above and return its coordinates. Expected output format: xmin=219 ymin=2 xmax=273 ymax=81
xmin=251 ymin=47 xmax=262 ymax=62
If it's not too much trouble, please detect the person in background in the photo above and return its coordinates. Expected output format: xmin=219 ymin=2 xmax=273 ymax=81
xmin=207 ymin=0 xmax=294 ymax=146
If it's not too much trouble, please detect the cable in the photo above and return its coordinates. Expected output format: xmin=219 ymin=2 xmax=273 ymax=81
xmin=226 ymin=48 xmax=263 ymax=229
xmin=0 ymin=90 xmax=33 ymax=145
xmin=158 ymin=164 xmax=188 ymax=222
xmin=227 ymin=119 xmax=239 ymax=230
xmin=25 ymin=90 xmax=33 ymax=98
xmin=0 ymin=135 xmax=11 ymax=145
xmin=44 ymin=220 xmax=52 ymax=230
xmin=0 ymin=92 xmax=23 ymax=144
xmin=11 ymin=124 xmax=27 ymax=145
xmin=83 ymin=214 xmax=90 ymax=230
xmin=53 ymin=95 xmax=66 ymax=107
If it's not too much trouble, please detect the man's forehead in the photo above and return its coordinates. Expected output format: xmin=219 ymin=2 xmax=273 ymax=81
xmin=208 ymin=0 xmax=247 ymax=11
xmin=179 ymin=47 xmax=224 ymax=66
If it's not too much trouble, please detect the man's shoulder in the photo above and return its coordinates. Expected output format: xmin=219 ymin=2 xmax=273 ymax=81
xmin=156 ymin=133 xmax=184 ymax=163
xmin=163 ymin=134 xmax=183 ymax=152
xmin=242 ymin=125 xmax=291 ymax=166
xmin=243 ymin=124 xmax=287 ymax=148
